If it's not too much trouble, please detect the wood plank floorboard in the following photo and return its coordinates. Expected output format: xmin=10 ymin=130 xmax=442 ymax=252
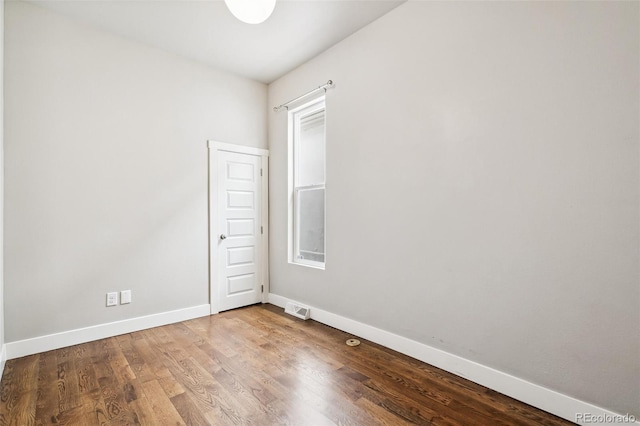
xmin=0 ymin=304 xmax=575 ymax=425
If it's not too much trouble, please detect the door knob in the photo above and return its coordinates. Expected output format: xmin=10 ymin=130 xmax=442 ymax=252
xmin=219 ymin=234 xmax=227 ymax=240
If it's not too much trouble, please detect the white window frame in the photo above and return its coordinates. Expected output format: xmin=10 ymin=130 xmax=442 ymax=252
xmin=288 ymin=96 xmax=326 ymax=269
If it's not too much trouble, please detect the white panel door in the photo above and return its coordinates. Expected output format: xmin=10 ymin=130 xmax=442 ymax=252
xmin=217 ymin=150 xmax=263 ymax=311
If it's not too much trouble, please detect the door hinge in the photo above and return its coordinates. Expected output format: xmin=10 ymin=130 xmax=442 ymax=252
xmin=260 ymin=168 xmax=263 ymax=176
xmin=261 ymin=285 xmax=264 ymax=293
xmin=261 ymin=226 xmax=263 ymax=234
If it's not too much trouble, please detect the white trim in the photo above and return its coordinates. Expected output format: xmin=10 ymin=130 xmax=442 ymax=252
xmin=268 ymin=293 xmax=639 ymax=426
xmin=0 ymin=344 xmax=6 ymax=376
xmin=207 ymin=140 xmax=270 ymax=314
xmin=206 ymin=140 xmax=269 ymax=157
xmin=5 ymin=304 xmax=210 ymax=360
xmin=260 ymin=155 xmax=270 ymax=303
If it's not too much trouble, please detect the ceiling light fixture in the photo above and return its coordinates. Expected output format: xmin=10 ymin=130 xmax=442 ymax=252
xmin=224 ymin=0 xmax=276 ymax=24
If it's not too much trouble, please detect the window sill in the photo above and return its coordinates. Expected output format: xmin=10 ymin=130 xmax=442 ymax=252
xmin=289 ymin=261 xmax=325 ymax=270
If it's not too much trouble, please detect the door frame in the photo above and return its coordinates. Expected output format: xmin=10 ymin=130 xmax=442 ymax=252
xmin=207 ymin=140 xmax=269 ymax=315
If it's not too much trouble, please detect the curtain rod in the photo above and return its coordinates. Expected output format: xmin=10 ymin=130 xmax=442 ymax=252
xmin=273 ymin=80 xmax=334 ymax=112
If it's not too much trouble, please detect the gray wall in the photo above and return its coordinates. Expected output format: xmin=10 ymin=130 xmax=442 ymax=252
xmin=4 ymin=1 xmax=267 ymax=342
xmin=268 ymin=1 xmax=639 ymax=417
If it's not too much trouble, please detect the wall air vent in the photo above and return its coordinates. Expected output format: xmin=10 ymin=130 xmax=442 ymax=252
xmin=285 ymin=302 xmax=311 ymax=320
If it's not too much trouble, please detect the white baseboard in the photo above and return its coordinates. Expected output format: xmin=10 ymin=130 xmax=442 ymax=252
xmin=5 ymin=304 xmax=211 ymax=360
xmin=0 ymin=344 xmax=6 ymax=378
xmin=268 ymin=293 xmax=638 ymax=426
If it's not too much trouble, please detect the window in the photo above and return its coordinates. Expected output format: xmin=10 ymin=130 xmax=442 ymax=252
xmin=289 ymin=97 xmax=326 ymax=268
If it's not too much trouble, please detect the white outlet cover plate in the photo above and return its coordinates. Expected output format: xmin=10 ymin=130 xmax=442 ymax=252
xmin=121 ymin=290 xmax=132 ymax=304
xmin=106 ymin=292 xmax=118 ymax=307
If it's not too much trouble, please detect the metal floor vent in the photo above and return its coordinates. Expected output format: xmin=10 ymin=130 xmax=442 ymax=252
xmin=285 ymin=302 xmax=311 ymax=320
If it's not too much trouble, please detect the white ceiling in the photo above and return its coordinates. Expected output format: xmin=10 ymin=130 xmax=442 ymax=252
xmin=28 ymin=0 xmax=406 ymax=84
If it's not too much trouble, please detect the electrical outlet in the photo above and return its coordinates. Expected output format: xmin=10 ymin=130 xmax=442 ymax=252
xmin=106 ymin=292 xmax=118 ymax=307
xmin=121 ymin=290 xmax=131 ymax=304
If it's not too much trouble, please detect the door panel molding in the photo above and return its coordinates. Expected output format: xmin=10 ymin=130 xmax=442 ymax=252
xmin=208 ymin=140 xmax=269 ymax=314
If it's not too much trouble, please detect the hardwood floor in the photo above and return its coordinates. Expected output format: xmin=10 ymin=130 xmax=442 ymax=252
xmin=0 ymin=304 xmax=574 ymax=425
